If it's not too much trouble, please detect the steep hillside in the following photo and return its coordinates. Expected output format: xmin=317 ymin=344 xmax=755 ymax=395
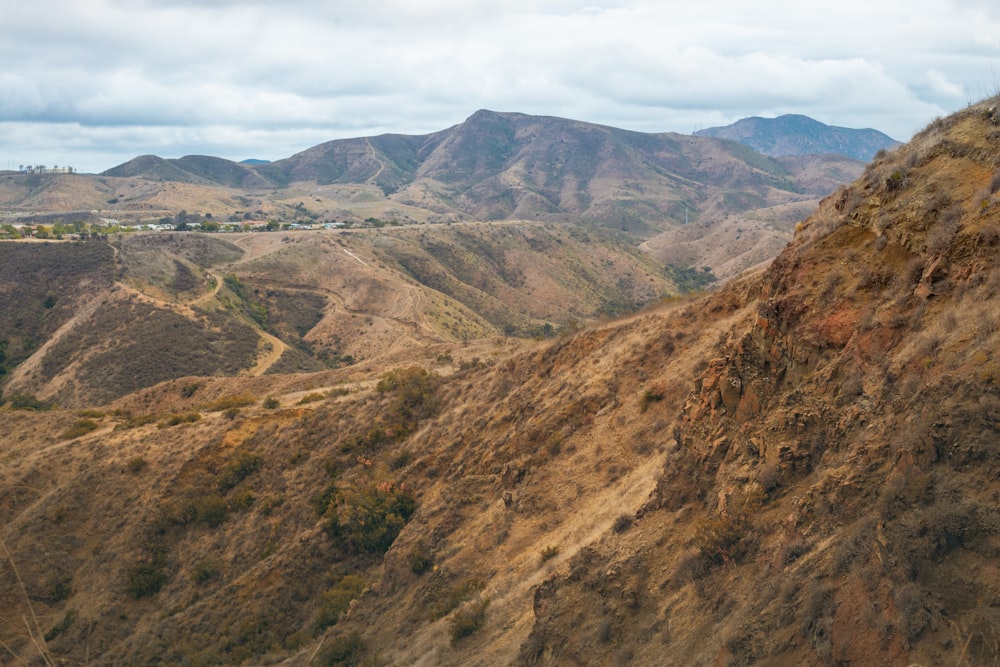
xmin=3 ymin=100 xmax=998 ymax=667
xmin=0 ymin=236 xmax=264 ymax=407
xmin=521 ymin=100 xmax=1000 ymax=665
xmin=0 ymin=242 xmax=115 ymax=375
xmin=695 ymin=113 xmax=901 ymax=161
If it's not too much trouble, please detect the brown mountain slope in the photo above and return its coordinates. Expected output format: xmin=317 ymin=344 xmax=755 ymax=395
xmin=271 ymin=110 xmax=859 ymax=238
xmin=2 ymin=100 xmax=998 ymax=666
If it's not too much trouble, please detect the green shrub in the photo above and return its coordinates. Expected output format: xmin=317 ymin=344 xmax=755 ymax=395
xmin=44 ymin=610 xmax=76 ymax=642
xmin=190 ymin=558 xmax=220 ymax=585
xmin=126 ymin=560 xmax=169 ymax=598
xmin=180 ymin=382 xmax=202 ymax=398
xmin=230 ymin=489 xmax=255 ymax=512
xmin=407 ymin=548 xmax=433 ymax=575
xmin=449 ymin=599 xmax=489 ymax=644
xmin=61 ymin=418 xmax=99 ymax=439
xmin=433 ymin=578 xmax=484 ymax=619
xmin=175 ymin=493 xmax=229 ymax=528
xmin=47 ymin=575 xmax=73 ymax=602
xmin=886 ymin=169 xmax=906 ymax=191
xmin=216 ymin=451 xmax=263 ymax=491
xmin=390 ymin=450 xmax=414 ymax=470
xmin=297 ymin=392 xmax=326 ymax=405
xmin=313 ymin=575 xmax=366 ymax=632
xmin=158 ymin=412 xmax=201 ymax=428
xmin=200 ymin=394 xmax=255 ymax=412
xmin=262 ymin=395 xmax=280 ymax=409
xmin=325 ymin=482 xmax=417 ymax=555
xmin=539 ymin=545 xmax=560 ymax=563
xmin=376 ymin=366 xmax=441 ymax=422
xmin=317 ymin=631 xmax=364 ymax=666
xmin=8 ymin=393 xmax=53 ymax=411
xmin=640 ymin=381 xmax=667 ymax=411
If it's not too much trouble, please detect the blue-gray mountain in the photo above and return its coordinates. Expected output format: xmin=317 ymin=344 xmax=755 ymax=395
xmin=694 ymin=114 xmax=900 ymax=161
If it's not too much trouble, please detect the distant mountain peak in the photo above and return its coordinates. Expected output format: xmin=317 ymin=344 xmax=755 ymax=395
xmin=694 ymin=114 xmax=900 ymax=161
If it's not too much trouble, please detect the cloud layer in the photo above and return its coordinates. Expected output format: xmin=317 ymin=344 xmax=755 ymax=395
xmin=4 ymin=0 xmax=998 ymax=173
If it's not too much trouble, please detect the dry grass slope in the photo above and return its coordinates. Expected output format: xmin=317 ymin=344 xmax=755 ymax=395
xmin=2 ymin=99 xmax=999 ymax=666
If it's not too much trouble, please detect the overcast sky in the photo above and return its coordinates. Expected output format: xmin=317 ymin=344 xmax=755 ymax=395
xmin=3 ymin=0 xmax=999 ymax=174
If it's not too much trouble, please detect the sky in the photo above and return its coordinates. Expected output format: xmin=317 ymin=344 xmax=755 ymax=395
xmin=3 ymin=0 xmax=999 ymax=174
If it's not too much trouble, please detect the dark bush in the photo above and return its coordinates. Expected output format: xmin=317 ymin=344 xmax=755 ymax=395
xmin=317 ymin=632 xmax=364 ymax=666
xmin=449 ymin=599 xmax=489 ymax=644
xmin=175 ymin=493 xmax=229 ymax=528
xmin=180 ymin=382 xmax=201 ymax=398
xmin=612 ymin=514 xmax=634 ymax=533
xmin=61 ymin=418 xmax=99 ymax=439
xmin=190 ymin=558 xmax=220 ymax=585
xmin=376 ymin=366 xmax=441 ymax=422
xmin=408 ymin=548 xmax=433 ymax=575
xmin=325 ymin=483 xmax=417 ymax=555
xmin=217 ymin=451 xmax=263 ymax=492
xmin=313 ymin=575 xmax=366 ymax=632
xmin=44 ymin=610 xmax=76 ymax=642
xmin=8 ymin=393 xmax=53 ymax=411
xmin=126 ymin=561 xmax=168 ymax=599
xmin=540 ymin=545 xmax=559 ymax=562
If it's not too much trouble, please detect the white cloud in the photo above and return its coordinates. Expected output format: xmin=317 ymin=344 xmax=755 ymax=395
xmin=3 ymin=0 xmax=999 ymax=172
xmin=925 ymin=69 xmax=966 ymax=99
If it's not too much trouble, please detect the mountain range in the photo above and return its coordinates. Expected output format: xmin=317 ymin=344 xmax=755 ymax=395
xmin=98 ymin=110 xmax=865 ymax=235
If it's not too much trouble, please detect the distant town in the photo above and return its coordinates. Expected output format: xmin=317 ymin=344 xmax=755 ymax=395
xmin=0 ymin=216 xmax=352 ymax=241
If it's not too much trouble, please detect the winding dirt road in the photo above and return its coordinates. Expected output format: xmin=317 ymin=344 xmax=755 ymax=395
xmin=247 ymin=329 xmax=288 ymax=377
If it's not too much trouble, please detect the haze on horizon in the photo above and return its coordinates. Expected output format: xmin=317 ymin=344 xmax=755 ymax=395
xmin=3 ymin=0 xmax=999 ymax=174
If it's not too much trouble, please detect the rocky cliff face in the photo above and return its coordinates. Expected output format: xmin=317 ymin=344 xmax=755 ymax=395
xmin=521 ymin=99 xmax=1000 ymax=665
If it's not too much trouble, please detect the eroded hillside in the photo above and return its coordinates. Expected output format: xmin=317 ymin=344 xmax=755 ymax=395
xmin=1 ymin=98 xmax=999 ymax=667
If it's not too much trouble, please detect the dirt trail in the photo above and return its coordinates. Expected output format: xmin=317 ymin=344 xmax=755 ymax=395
xmin=366 ymin=138 xmax=385 ymax=182
xmin=189 ymin=270 xmax=223 ymax=307
xmin=248 ymin=329 xmax=288 ymax=377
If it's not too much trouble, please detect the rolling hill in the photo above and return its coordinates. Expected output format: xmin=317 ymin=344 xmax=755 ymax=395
xmin=0 ymin=220 xmax=679 ymax=407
